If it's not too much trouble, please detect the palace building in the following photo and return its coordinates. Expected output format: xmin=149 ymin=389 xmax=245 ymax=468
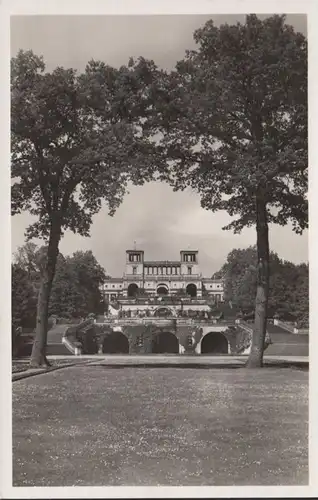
xmin=102 ymin=249 xmax=224 ymax=303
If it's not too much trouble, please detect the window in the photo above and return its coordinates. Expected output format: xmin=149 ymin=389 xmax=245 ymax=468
xmin=187 ymin=335 xmax=193 ymax=347
xmin=133 ymin=267 xmax=137 ymax=275
xmin=188 ymin=267 xmax=192 ymax=275
xmin=112 ymin=285 xmax=115 ymax=288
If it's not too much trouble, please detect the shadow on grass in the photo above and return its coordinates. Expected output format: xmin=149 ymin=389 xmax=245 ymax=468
xmin=86 ymin=362 xmax=308 ymax=370
xmin=89 ymin=363 xmax=243 ymax=369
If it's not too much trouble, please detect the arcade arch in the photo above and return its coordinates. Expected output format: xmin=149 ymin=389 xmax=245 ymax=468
xmin=157 ymin=284 xmax=169 ymax=295
xmin=153 ymin=307 xmax=175 ymax=317
xmin=152 ymin=331 xmax=179 ymax=354
xmin=127 ymin=283 xmax=139 ymax=297
xmin=102 ymin=331 xmax=129 ymax=354
xmin=186 ymin=283 xmax=197 ymax=297
xmin=201 ymin=332 xmax=228 ymax=354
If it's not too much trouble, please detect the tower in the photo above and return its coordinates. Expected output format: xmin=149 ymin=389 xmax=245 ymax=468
xmin=125 ymin=249 xmax=144 ymax=276
xmin=180 ymin=250 xmax=199 ymax=275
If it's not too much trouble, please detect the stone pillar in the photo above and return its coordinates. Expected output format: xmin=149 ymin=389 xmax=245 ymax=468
xmin=179 ymin=343 xmax=185 ymax=354
xmin=98 ymin=335 xmax=104 ymax=354
xmin=195 ymin=340 xmax=201 ymax=354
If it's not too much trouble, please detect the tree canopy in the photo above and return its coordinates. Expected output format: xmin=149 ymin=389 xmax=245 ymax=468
xmin=217 ymin=246 xmax=309 ymax=326
xmin=12 ymin=263 xmax=37 ymax=331
xmin=11 ymin=50 xmax=157 ymax=241
xmin=147 ymin=14 xmax=307 ymax=232
xmin=13 ymin=243 xmax=107 ymax=323
xmin=49 ymin=250 xmax=106 ymax=319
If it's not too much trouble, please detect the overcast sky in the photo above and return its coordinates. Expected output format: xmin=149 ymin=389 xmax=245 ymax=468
xmin=10 ymin=14 xmax=308 ymax=277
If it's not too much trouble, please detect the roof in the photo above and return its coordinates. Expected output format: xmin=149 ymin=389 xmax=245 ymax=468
xmin=103 ymin=278 xmax=123 ymax=283
xmin=126 ymin=249 xmax=144 ymax=253
xmin=202 ymin=278 xmax=224 ymax=283
xmin=144 ymin=261 xmax=181 ymax=266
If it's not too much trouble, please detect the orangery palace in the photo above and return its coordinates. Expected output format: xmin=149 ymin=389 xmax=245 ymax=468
xmin=101 ymin=249 xmax=224 ymax=304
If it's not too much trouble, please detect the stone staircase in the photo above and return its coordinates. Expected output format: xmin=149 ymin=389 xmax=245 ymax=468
xmin=238 ymin=320 xmax=309 ymax=357
xmin=46 ymin=324 xmax=75 ymax=355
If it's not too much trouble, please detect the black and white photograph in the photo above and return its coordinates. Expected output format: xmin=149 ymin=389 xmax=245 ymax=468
xmin=1 ymin=0 xmax=316 ymax=497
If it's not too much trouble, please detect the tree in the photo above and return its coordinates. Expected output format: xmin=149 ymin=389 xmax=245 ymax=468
xmin=216 ymin=246 xmax=308 ymax=324
xmin=14 ymin=242 xmax=39 ymax=280
xmin=47 ymin=253 xmax=78 ymax=319
xmin=14 ymin=242 xmax=50 ymax=294
xmin=49 ymin=250 xmax=106 ymax=318
xmin=11 ymin=51 xmax=157 ymax=368
xmin=12 ymin=264 xmax=37 ymax=331
xmin=149 ymin=15 xmax=307 ymax=367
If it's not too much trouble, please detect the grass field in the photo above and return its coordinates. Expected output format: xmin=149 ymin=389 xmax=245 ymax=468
xmin=12 ymin=364 xmax=308 ymax=486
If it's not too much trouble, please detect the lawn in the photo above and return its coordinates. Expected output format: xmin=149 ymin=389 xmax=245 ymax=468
xmin=12 ymin=364 xmax=308 ymax=486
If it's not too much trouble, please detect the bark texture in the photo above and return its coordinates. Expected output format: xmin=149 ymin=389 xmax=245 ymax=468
xmin=246 ymin=198 xmax=270 ymax=368
xmin=29 ymin=223 xmax=61 ymax=368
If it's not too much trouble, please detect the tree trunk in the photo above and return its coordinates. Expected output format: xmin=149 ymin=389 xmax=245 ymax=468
xmin=246 ymin=198 xmax=270 ymax=368
xmin=29 ymin=222 xmax=61 ymax=369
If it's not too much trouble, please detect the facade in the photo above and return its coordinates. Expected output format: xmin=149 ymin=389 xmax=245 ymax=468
xmin=102 ymin=249 xmax=224 ymax=303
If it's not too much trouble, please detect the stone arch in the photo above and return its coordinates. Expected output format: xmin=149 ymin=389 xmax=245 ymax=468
xmin=127 ymin=283 xmax=139 ymax=297
xmin=102 ymin=331 xmax=129 ymax=354
xmin=153 ymin=307 xmax=176 ymax=318
xmin=157 ymin=284 xmax=169 ymax=295
xmin=152 ymin=331 xmax=179 ymax=354
xmin=186 ymin=283 xmax=197 ymax=297
xmin=201 ymin=331 xmax=229 ymax=354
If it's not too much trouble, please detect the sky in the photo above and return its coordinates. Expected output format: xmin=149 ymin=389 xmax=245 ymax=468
xmin=10 ymin=14 xmax=308 ymax=277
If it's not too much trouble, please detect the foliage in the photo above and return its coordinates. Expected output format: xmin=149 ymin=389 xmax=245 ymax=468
xmin=49 ymin=250 xmax=106 ymax=318
xmin=13 ymin=242 xmax=48 ymax=293
xmin=149 ymin=15 xmax=307 ymax=232
xmin=217 ymin=245 xmax=308 ymax=326
xmin=13 ymin=242 xmax=106 ymax=321
xmin=12 ymin=263 xmax=37 ymax=330
xmin=235 ymin=327 xmax=271 ymax=354
xmin=11 ymin=263 xmax=38 ymax=357
xmin=77 ymin=326 xmax=99 ymax=354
